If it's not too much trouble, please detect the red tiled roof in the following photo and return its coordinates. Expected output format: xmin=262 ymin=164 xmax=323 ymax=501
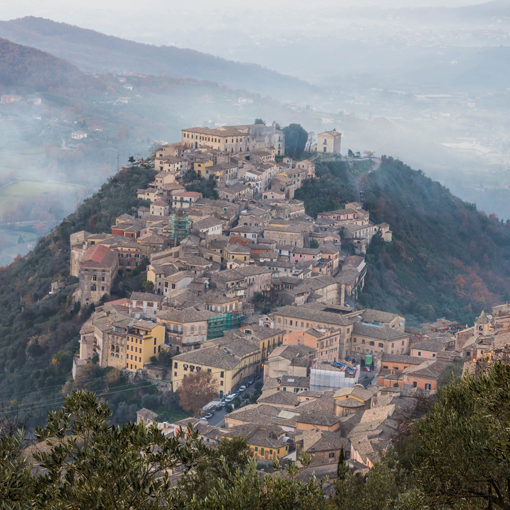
xmin=106 ymin=298 xmax=130 ymax=305
xmin=229 ymin=237 xmax=252 ymax=246
xmin=81 ymin=245 xmax=118 ymax=268
xmin=173 ymin=192 xmax=202 ymax=198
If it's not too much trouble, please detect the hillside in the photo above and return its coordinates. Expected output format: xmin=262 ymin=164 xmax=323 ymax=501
xmin=3 ymin=155 xmax=510 ymax=418
xmin=0 ymin=37 xmax=104 ymax=93
xmin=297 ymin=158 xmax=510 ymax=325
xmin=0 ymin=166 xmax=165 ymax=425
xmin=0 ymin=17 xmax=316 ymax=101
xmin=384 ymin=0 xmax=510 ymax=22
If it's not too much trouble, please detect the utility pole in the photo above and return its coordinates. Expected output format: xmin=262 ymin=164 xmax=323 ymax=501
xmin=117 ymin=154 xmax=120 ymax=172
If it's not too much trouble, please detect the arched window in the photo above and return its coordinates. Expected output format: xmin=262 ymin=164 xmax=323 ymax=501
xmin=91 ymin=284 xmax=97 ymax=291
xmin=425 ymin=383 xmax=431 ymax=390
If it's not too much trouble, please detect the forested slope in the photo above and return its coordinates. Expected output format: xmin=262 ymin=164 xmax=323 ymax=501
xmin=0 ymin=17 xmax=316 ymax=101
xmin=297 ymin=157 xmax=510 ymax=325
xmin=0 ymin=37 xmax=105 ymax=92
xmin=0 ymin=167 xmax=157 ymax=423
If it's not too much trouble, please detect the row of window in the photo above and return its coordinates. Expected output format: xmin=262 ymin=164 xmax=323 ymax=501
xmin=174 ymin=362 xmax=224 ymax=378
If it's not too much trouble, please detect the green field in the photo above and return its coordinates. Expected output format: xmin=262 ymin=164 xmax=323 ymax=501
xmin=0 ymin=181 xmax=84 ymax=217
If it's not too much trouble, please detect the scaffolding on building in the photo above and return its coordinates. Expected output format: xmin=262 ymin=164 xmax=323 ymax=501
xmin=207 ymin=313 xmax=244 ymax=339
xmin=170 ymin=213 xmax=190 ymax=243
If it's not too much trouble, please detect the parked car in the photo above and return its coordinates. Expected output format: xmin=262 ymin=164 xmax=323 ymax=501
xmin=220 ymin=402 xmax=226 ymax=407
xmin=225 ymin=395 xmax=234 ymax=403
xmin=239 ymin=385 xmax=246 ymax=392
xmin=248 ymin=380 xmax=254 ymax=386
xmin=203 ymin=413 xmax=213 ymax=420
xmin=255 ymin=374 xmax=261 ymax=380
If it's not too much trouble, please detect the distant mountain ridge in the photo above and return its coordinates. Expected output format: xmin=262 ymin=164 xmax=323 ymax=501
xmin=0 ymin=37 xmax=101 ymax=92
xmin=0 ymin=17 xmax=317 ymax=101
xmin=456 ymin=0 xmax=510 ymax=18
xmin=383 ymin=0 xmax=510 ymax=21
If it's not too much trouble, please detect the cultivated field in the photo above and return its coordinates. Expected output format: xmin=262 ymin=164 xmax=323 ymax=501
xmin=0 ymin=181 xmax=83 ymax=218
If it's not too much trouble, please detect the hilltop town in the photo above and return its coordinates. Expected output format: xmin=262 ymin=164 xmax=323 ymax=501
xmin=63 ymin=121 xmax=510 ymax=479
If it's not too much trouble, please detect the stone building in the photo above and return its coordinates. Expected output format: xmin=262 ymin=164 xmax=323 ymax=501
xmin=181 ymin=123 xmax=285 ymax=156
xmin=77 ymin=245 xmax=119 ymax=305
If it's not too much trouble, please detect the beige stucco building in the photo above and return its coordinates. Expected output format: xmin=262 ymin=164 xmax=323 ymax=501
xmin=315 ymin=130 xmax=342 ymax=154
xmin=171 ymin=338 xmax=261 ymax=397
xmin=181 ymin=123 xmax=285 ymax=156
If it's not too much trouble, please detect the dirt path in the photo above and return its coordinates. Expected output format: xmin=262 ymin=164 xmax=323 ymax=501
xmin=356 ymin=158 xmax=381 ymax=204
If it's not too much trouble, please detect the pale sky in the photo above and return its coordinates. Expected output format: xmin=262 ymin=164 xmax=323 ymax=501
xmin=0 ymin=0 xmax=491 ymax=20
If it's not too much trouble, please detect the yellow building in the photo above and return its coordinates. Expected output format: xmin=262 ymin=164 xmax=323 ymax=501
xmin=171 ymin=338 xmax=260 ymax=398
xmin=125 ymin=320 xmax=166 ymax=372
xmin=222 ymin=424 xmax=290 ymax=460
xmin=226 ymin=325 xmax=285 ymax=362
xmin=333 ymin=385 xmax=373 ymax=416
xmin=224 ymin=243 xmax=251 ymax=264
xmin=194 ymin=159 xmax=214 ymax=178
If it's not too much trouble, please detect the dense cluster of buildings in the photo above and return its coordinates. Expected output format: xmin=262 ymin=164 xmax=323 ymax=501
xmin=71 ymin=120 xmax=481 ymax=475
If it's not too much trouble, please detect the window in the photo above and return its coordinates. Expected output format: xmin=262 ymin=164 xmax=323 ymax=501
xmin=378 ymin=343 xmax=384 ymax=348
xmin=425 ymin=383 xmax=431 ymax=390
xmin=413 ymin=381 xmax=418 ymax=388
xmin=260 ymin=448 xmax=264 ymax=455
xmin=329 ymin=452 xmax=335 ymax=458
xmin=418 ymin=351 xmax=422 ymax=356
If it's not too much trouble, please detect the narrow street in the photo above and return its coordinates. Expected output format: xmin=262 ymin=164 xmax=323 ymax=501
xmin=200 ymin=380 xmax=258 ymax=428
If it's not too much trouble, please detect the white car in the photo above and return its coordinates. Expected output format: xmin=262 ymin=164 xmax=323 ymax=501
xmin=239 ymin=385 xmax=246 ymax=392
xmin=225 ymin=395 xmax=234 ymax=403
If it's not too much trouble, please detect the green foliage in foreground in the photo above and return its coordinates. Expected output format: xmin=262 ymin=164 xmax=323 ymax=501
xmin=2 ymin=363 xmax=510 ymax=509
